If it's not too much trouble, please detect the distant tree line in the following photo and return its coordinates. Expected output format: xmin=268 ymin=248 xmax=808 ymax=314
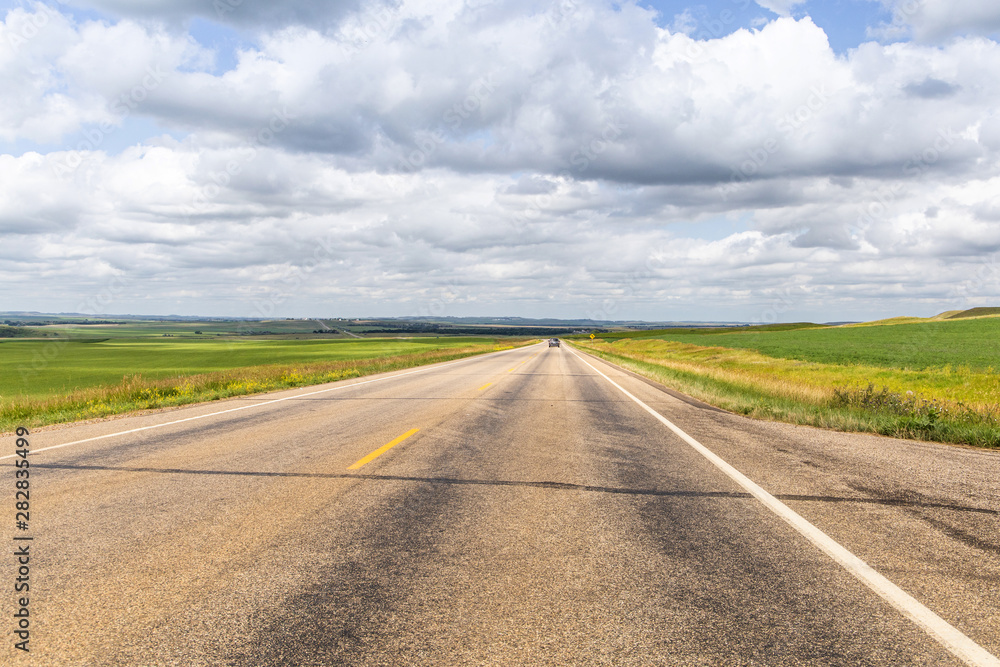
xmin=0 ymin=325 xmax=30 ymax=338
xmin=2 ymin=319 xmax=120 ymax=326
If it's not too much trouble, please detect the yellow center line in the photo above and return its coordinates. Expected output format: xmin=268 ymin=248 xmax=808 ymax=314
xmin=347 ymin=428 xmax=420 ymax=470
xmin=507 ymin=368 xmax=515 ymax=372
xmin=478 ymin=382 xmax=493 ymax=391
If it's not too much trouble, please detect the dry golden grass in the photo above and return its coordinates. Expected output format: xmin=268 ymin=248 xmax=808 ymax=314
xmin=571 ymin=338 xmax=1000 ymax=447
xmin=577 ymin=338 xmax=1000 ymax=411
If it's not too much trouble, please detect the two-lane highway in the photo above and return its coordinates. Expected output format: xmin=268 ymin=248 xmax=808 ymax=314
xmin=4 ymin=342 xmax=999 ymax=665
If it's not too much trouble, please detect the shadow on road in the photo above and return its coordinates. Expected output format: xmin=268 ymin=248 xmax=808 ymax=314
xmin=30 ymin=462 xmax=999 ymax=515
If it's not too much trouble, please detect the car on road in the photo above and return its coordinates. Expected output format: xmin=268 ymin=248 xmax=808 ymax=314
xmin=548 ymin=338 xmax=560 ymax=347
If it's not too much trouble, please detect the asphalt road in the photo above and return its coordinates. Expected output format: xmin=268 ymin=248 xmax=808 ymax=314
xmin=3 ymin=342 xmax=999 ymax=666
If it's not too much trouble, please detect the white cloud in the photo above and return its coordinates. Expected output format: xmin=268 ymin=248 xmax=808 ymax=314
xmin=0 ymin=7 xmax=210 ymax=144
xmin=1 ymin=0 xmax=1000 ymax=320
xmin=0 ymin=6 xmax=99 ymax=143
xmin=670 ymin=10 xmax=697 ymax=35
xmin=26 ymin=11 xmax=987 ymax=194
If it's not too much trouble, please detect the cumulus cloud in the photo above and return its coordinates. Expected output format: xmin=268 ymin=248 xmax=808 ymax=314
xmin=28 ymin=10 xmax=993 ymax=193
xmin=2 ymin=0 xmax=1000 ymax=321
xmin=0 ymin=7 xmax=210 ymax=144
xmin=0 ymin=5 xmax=100 ymax=143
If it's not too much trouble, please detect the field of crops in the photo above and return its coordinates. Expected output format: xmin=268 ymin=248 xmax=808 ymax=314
xmin=3 ymin=336 xmax=495 ymax=399
xmin=587 ymin=317 xmax=1000 ymax=371
xmin=0 ymin=335 xmax=525 ymax=431
xmin=573 ymin=315 xmax=1000 ymax=447
xmin=25 ymin=319 xmax=333 ymax=338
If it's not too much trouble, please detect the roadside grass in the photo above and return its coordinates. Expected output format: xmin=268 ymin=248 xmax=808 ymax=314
xmin=1 ymin=339 xmax=530 ymax=432
xmin=572 ymin=339 xmax=1000 ymax=448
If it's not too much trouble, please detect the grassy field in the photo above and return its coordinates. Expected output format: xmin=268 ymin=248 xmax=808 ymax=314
xmin=1 ymin=336 xmax=529 ymax=432
xmin=587 ymin=318 xmax=1000 ymax=370
xmin=571 ymin=315 xmax=1000 ymax=448
xmin=7 ymin=317 xmax=584 ymax=339
xmin=21 ymin=319 xmax=338 ymax=338
xmin=948 ymin=307 xmax=1000 ymax=319
xmin=4 ymin=337 xmax=501 ymax=398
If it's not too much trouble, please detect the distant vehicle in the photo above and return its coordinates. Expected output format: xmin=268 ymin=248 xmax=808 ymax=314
xmin=548 ymin=338 xmax=560 ymax=347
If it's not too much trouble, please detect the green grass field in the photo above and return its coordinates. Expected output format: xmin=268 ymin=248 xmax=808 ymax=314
xmin=21 ymin=319 xmax=335 ymax=338
xmin=573 ymin=315 xmax=1000 ymax=448
xmin=0 ymin=335 xmax=528 ymax=431
xmin=583 ymin=317 xmax=1000 ymax=371
xmin=3 ymin=337 xmax=495 ymax=399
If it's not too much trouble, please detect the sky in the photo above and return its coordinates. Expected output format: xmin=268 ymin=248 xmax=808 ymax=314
xmin=1 ymin=0 xmax=1000 ymax=323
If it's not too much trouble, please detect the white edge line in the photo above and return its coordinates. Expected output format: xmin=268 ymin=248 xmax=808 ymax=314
xmin=2 ymin=343 xmax=538 ymax=461
xmin=567 ymin=346 xmax=1000 ymax=667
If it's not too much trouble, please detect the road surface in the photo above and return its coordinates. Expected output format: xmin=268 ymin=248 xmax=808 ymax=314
xmin=3 ymin=342 xmax=999 ymax=666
